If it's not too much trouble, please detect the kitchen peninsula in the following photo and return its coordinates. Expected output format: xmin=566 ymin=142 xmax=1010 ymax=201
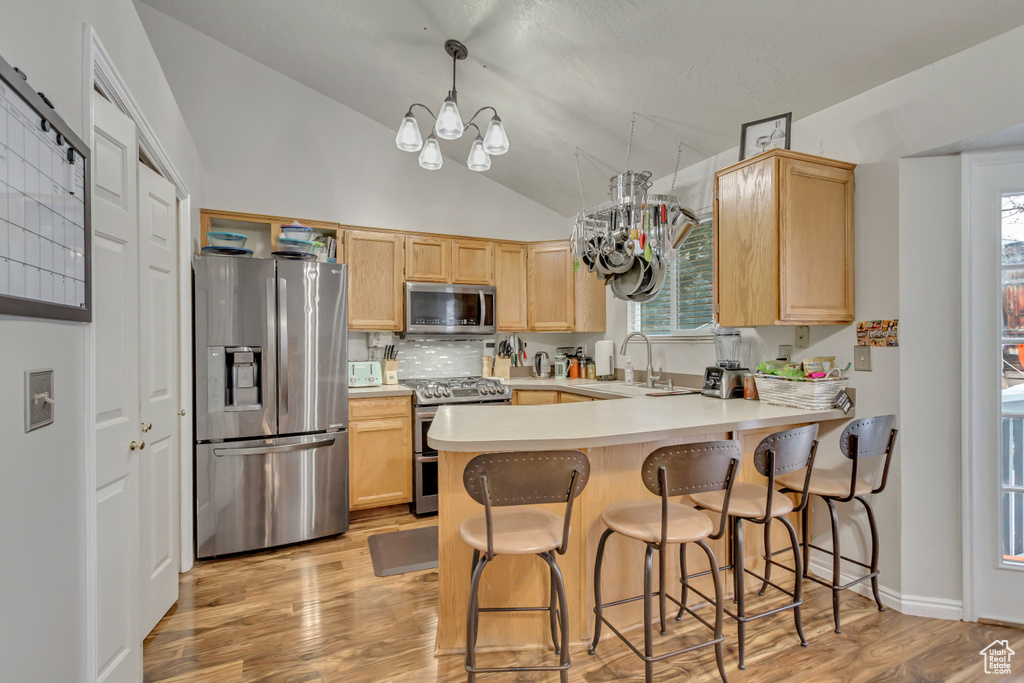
xmin=428 ymin=380 xmax=851 ymax=654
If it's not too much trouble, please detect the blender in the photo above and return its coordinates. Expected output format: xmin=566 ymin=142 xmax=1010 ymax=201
xmin=701 ymin=328 xmax=748 ymax=398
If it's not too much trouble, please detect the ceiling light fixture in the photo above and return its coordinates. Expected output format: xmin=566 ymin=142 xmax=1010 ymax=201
xmin=395 ymin=39 xmax=508 ymax=172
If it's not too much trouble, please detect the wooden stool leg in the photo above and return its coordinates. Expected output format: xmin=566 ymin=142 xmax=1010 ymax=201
xmin=781 ymin=515 xmax=808 ymax=647
xmin=643 ymin=544 xmax=655 ymax=683
xmin=676 ymin=542 xmax=688 ymax=621
xmin=589 ymin=528 xmax=614 ymax=655
xmin=697 ymin=539 xmax=729 ymax=683
xmin=858 ymin=495 xmax=886 ymax=612
xmin=733 ymin=516 xmax=746 ymax=670
xmin=824 ymin=497 xmax=843 ymax=634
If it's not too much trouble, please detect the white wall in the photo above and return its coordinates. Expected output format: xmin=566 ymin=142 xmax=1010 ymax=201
xmin=134 ymin=3 xmax=570 ymax=244
xmin=0 ymin=1 xmax=203 ymax=680
xmin=898 ymin=155 xmax=962 ymax=611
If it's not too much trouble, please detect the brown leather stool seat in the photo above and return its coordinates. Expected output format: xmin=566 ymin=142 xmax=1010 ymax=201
xmin=460 ymin=508 xmax=563 ymax=555
xmin=776 ymin=468 xmax=872 ymax=497
xmin=601 ymin=499 xmax=713 ymax=544
xmin=690 ymin=482 xmax=794 ymax=519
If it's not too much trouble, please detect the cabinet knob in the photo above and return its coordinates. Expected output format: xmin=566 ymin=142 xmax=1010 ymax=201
xmin=129 ymin=441 xmax=138 ymax=451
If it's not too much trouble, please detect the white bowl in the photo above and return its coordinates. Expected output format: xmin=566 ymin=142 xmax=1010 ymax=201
xmin=276 ymin=237 xmax=317 ymax=254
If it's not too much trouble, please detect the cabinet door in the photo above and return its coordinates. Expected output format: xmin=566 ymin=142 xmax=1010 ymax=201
xmin=494 ymin=243 xmax=528 ymax=331
xmin=574 ymin=264 xmax=606 ymax=332
xmin=349 ymin=417 xmax=412 ymax=510
xmin=347 ymin=230 xmax=403 ymax=330
xmin=778 ymin=158 xmax=855 ymax=323
xmin=451 ymin=239 xmax=495 ymax=284
xmin=558 ymin=392 xmax=594 ymax=403
xmin=405 ymin=234 xmax=451 ymax=282
xmin=513 ymin=390 xmax=560 ymax=405
xmin=528 ymin=243 xmax=574 ymax=331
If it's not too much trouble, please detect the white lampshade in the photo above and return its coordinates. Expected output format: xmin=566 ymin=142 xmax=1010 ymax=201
xmin=434 ymin=95 xmax=464 ymax=140
xmin=482 ymin=114 xmax=509 ymax=155
xmin=466 ymin=135 xmax=491 ymax=172
xmin=395 ymin=113 xmax=422 ymax=152
xmin=418 ymin=134 xmax=443 ymax=170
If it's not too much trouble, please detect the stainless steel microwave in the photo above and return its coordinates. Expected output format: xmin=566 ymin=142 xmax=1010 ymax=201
xmin=405 ymin=282 xmax=496 ymax=334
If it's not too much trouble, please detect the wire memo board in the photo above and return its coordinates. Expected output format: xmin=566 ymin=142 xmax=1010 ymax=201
xmin=0 ymin=53 xmax=90 ymax=322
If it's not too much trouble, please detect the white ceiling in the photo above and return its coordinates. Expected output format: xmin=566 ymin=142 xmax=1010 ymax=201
xmin=137 ymin=0 xmax=1024 ymax=216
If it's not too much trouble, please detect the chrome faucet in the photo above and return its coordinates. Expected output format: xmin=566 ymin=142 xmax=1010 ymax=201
xmin=620 ymin=332 xmax=662 ymax=388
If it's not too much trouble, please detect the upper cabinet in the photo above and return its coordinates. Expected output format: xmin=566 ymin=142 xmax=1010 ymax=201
xmin=527 ymin=241 xmax=606 ymax=332
xmin=451 ymin=239 xmax=494 ymax=285
xmin=405 ymin=234 xmax=451 ymax=283
xmin=346 ymin=230 xmax=404 ymax=330
xmin=714 ymin=149 xmax=855 ymax=326
xmin=495 ymin=243 xmax=528 ymax=331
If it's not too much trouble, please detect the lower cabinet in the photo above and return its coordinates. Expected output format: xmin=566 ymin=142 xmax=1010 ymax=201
xmin=558 ymin=392 xmax=595 ymax=403
xmin=511 ymin=390 xmax=560 ymax=405
xmin=348 ymin=396 xmax=412 ymax=510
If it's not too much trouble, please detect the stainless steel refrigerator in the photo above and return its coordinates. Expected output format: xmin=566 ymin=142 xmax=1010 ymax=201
xmin=193 ymin=255 xmax=349 ymax=558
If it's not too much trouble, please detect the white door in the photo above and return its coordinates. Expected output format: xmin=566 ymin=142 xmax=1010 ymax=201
xmin=137 ymin=164 xmax=180 ymax=636
xmin=964 ymin=149 xmax=1024 ymax=623
xmin=91 ymin=94 xmax=141 ymax=682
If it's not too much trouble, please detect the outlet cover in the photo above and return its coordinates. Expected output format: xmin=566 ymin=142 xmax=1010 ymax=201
xmin=778 ymin=345 xmax=793 ymax=361
xmin=795 ymin=326 xmax=810 ymax=349
xmin=854 ymin=346 xmax=871 ymax=372
xmin=25 ymin=368 xmax=54 ymax=432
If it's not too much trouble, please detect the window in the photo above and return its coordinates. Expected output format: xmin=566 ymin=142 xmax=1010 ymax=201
xmin=627 ymin=216 xmax=714 ymax=337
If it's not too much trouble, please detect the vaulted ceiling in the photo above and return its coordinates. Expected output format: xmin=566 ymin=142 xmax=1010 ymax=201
xmin=137 ymin=0 xmax=1024 ymax=216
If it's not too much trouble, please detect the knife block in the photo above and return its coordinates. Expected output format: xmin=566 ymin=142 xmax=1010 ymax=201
xmin=493 ymin=357 xmax=511 ymax=381
xmin=382 ymin=359 xmax=399 ymax=385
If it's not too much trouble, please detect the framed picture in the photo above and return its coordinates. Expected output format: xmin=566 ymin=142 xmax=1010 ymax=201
xmin=739 ymin=112 xmax=791 ymax=161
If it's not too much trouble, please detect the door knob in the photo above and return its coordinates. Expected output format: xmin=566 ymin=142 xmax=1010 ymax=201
xmin=141 ymin=422 xmax=152 ymax=432
xmin=129 ymin=441 xmax=138 ymax=451
xmin=177 ymin=410 xmax=186 ymax=416
xmin=139 ymin=441 xmax=146 ymax=450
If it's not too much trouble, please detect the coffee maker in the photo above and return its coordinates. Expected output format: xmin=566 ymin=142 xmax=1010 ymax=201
xmin=701 ymin=328 xmax=748 ymax=399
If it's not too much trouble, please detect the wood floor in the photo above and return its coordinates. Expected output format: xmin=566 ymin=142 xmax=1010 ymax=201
xmin=144 ymin=508 xmax=1023 ymax=682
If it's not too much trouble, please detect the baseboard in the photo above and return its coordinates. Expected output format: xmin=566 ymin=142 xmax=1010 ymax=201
xmin=806 ymin=556 xmax=962 ymax=621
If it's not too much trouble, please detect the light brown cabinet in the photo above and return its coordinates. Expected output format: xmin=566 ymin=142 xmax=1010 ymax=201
xmin=405 ymin=234 xmax=451 ymax=283
xmin=714 ymin=149 xmax=855 ymax=326
xmin=494 ymin=243 xmax=528 ymax=331
xmin=346 ymin=230 xmax=404 ymax=331
xmin=527 ymin=241 xmax=606 ymax=332
xmin=348 ymin=396 xmax=412 ymax=510
xmin=558 ymin=392 xmax=596 ymax=403
xmin=511 ymin=390 xmax=560 ymax=405
xmin=451 ymin=239 xmax=494 ymax=285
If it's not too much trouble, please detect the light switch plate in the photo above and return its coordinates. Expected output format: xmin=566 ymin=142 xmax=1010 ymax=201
xmin=795 ymin=326 xmax=810 ymax=349
xmin=854 ymin=346 xmax=871 ymax=372
xmin=778 ymin=345 xmax=793 ymax=361
xmin=25 ymin=368 xmax=54 ymax=432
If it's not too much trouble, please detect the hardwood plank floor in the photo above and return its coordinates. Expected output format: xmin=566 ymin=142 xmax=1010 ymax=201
xmin=145 ymin=508 xmax=1023 ymax=682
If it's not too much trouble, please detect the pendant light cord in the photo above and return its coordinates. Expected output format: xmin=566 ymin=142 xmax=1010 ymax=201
xmin=624 ymin=112 xmax=637 ymax=171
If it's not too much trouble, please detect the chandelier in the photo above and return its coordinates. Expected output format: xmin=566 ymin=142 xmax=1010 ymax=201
xmin=395 ymin=39 xmax=509 ymax=171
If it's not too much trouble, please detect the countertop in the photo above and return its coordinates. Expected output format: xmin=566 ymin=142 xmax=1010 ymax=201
xmin=348 ymin=385 xmax=414 ymax=398
xmin=428 ymin=378 xmax=849 ymax=451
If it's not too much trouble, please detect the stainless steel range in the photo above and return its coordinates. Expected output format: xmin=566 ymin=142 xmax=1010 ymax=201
xmin=404 ymin=377 xmax=511 ymax=515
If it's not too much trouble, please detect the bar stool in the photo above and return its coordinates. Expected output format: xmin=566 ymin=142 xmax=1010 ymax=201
xmin=589 ymin=441 xmax=741 ymax=683
xmin=461 ymin=450 xmax=591 ymax=683
xmin=688 ymin=425 xmax=819 ymax=670
xmin=776 ymin=415 xmax=898 ymax=633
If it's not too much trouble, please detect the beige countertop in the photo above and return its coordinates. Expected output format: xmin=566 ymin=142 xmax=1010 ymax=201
xmin=348 ymin=385 xmax=413 ymax=398
xmin=428 ymin=378 xmax=849 ymax=451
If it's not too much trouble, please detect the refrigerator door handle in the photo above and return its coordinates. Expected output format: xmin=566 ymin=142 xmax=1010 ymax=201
xmin=213 ymin=435 xmax=336 ymax=457
xmin=278 ymin=277 xmax=289 ymax=415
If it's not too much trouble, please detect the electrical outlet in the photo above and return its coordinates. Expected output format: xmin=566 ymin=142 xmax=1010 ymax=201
xmin=854 ymin=346 xmax=871 ymax=372
xmin=795 ymin=326 xmax=810 ymax=349
xmin=25 ymin=368 xmax=54 ymax=432
xmin=778 ymin=345 xmax=793 ymax=361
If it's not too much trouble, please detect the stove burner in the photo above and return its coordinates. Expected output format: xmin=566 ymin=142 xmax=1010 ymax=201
xmin=402 ymin=376 xmax=511 ymax=405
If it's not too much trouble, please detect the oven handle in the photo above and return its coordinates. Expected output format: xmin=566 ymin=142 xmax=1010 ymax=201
xmin=416 ymin=454 xmax=438 ymax=464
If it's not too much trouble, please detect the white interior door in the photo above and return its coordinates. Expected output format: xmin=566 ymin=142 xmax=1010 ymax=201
xmin=137 ymin=164 xmax=180 ymax=636
xmin=91 ymin=93 xmax=141 ymax=683
xmin=965 ymin=149 xmax=1024 ymax=623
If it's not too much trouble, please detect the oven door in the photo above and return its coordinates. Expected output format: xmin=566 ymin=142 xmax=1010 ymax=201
xmin=405 ymin=283 xmax=496 ymax=334
xmin=414 ymin=406 xmax=439 ymax=515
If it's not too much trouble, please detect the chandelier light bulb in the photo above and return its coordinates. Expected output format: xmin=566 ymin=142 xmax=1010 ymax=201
xmin=395 ymin=113 xmax=423 ymax=152
xmin=418 ymin=133 xmax=443 ymax=170
xmin=482 ymin=114 xmax=509 ymax=155
xmin=434 ymin=95 xmax=464 ymax=140
xmin=466 ymin=135 xmax=491 ymax=172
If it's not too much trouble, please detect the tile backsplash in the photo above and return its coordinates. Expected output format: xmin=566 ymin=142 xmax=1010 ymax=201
xmin=391 ymin=339 xmax=484 ymax=379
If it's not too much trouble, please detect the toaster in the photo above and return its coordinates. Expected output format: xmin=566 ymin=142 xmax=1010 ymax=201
xmin=348 ymin=361 xmax=382 ymax=388
xmin=701 ymin=366 xmax=747 ymax=399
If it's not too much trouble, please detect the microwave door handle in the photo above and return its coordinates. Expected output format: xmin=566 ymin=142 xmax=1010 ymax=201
xmin=278 ymin=277 xmax=288 ymax=415
xmin=479 ymin=290 xmax=487 ymax=327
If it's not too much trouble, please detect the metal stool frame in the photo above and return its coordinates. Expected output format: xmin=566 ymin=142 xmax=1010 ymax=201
xmin=589 ymin=441 xmax=741 ymax=683
xmin=462 ymin=450 xmax=591 ymax=683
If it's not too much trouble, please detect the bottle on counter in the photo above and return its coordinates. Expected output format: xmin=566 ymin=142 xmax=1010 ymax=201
xmin=624 ymin=358 xmax=634 ymax=385
xmin=743 ymin=372 xmax=758 ymax=400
